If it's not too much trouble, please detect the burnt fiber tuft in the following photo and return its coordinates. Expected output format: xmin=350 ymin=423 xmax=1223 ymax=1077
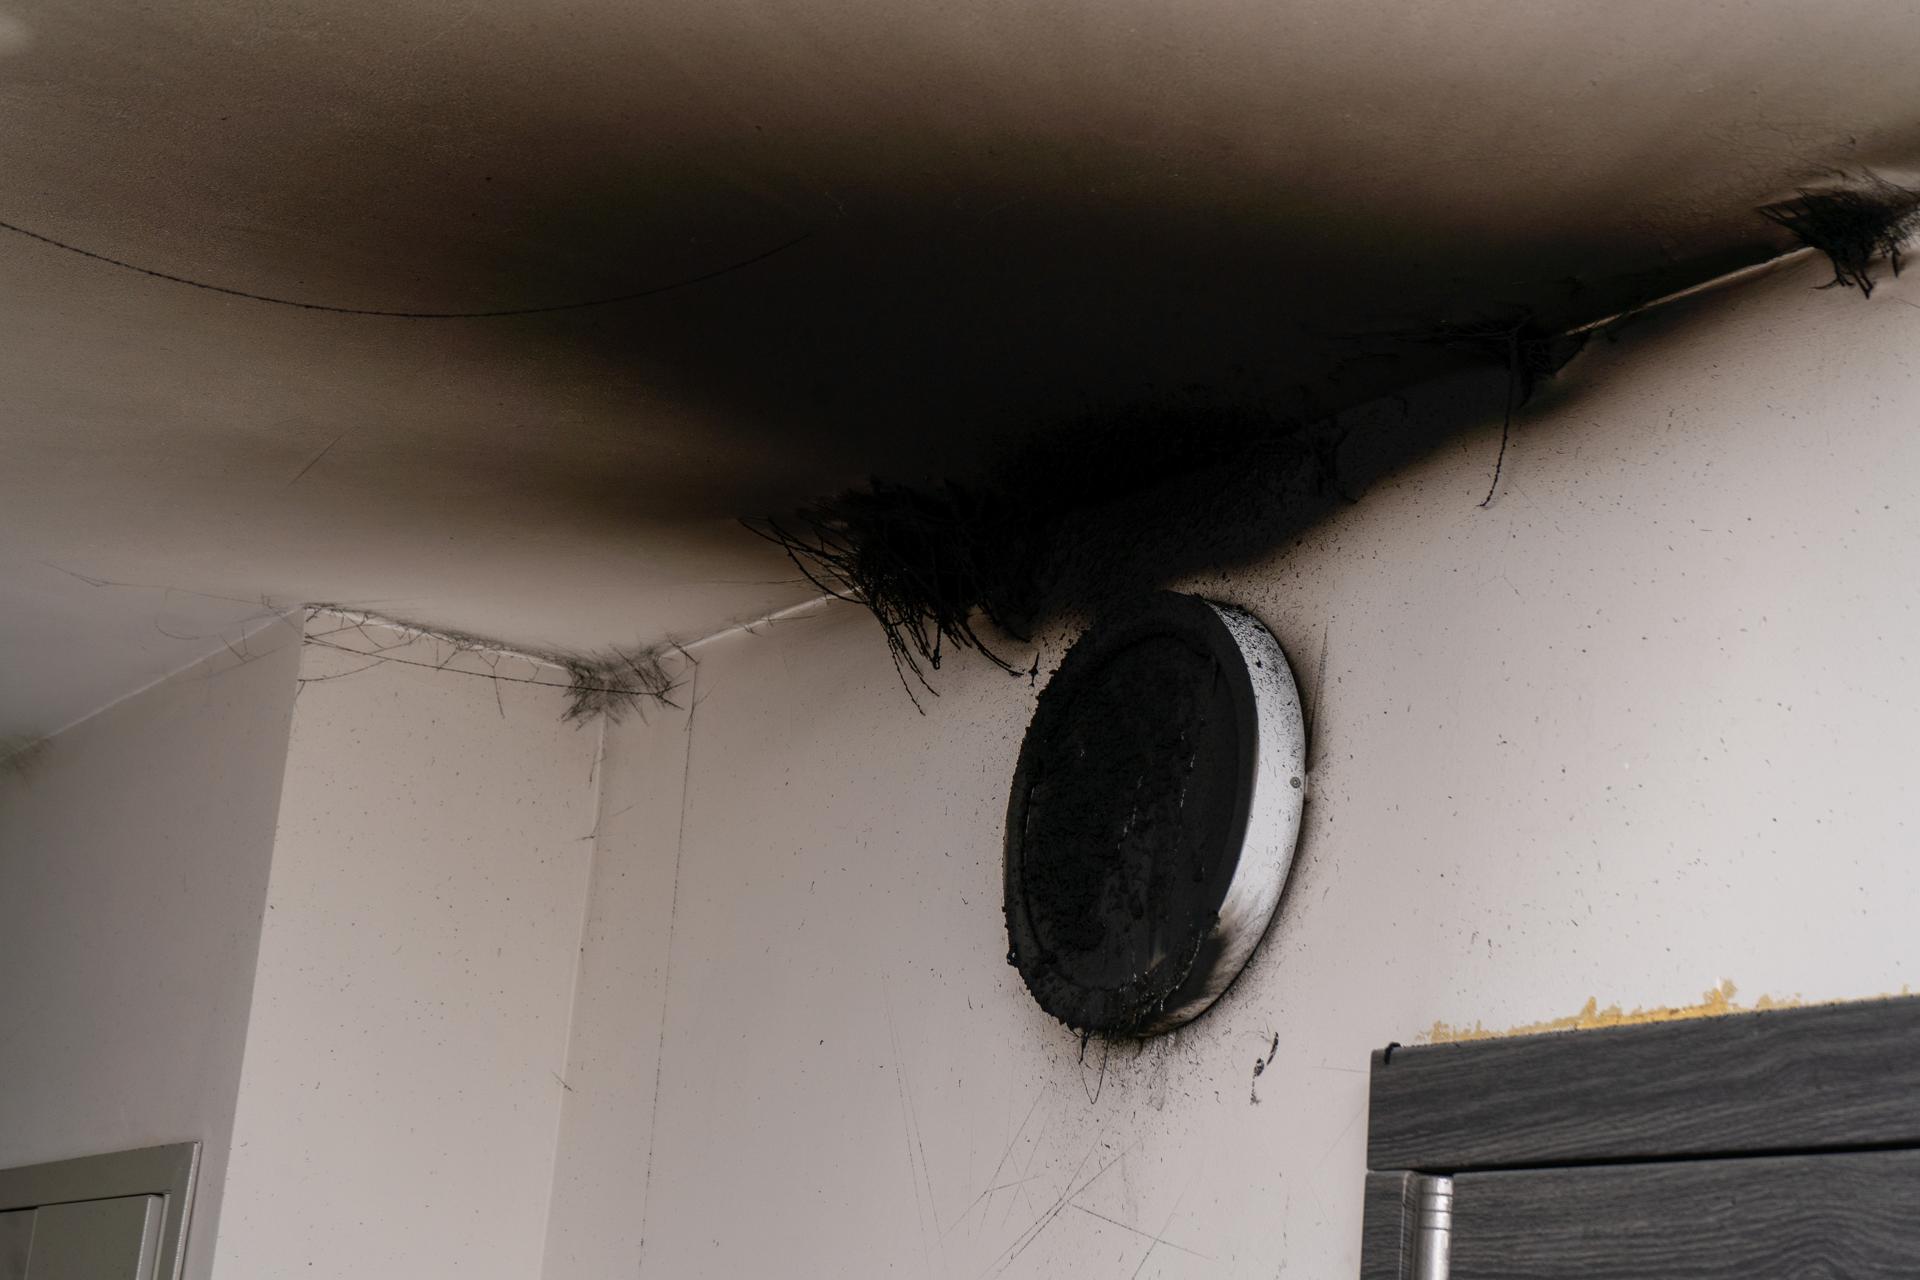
xmin=1762 ymin=175 xmax=1920 ymax=298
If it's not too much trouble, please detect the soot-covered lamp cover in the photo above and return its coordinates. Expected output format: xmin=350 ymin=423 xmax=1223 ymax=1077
xmin=1003 ymin=592 xmax=1306 ymax=1036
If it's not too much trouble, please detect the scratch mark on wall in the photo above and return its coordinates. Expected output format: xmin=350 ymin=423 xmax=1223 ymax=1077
xmin=986 ymin=1136 xmax=1137 ymax=1279
xmin=1313 ymin=1102 xmax=1366 ymax=1179
xmin=945 ymin=1089 xmax=1048 ymax=1239
xmin=1127 ymin=1177 xmax=1195 ymax=1280
xmin=947 ymin=1174 xmax=1047 ymax=1241
xmin=1000 ymin=1099 xmax=1057 ymax=1231
xmin=988 ymin=1138 xmax=1099 ymax=1278
xmin=286 ymin=433 xmax=344 ymax=489
xmin=884 ymin=985 xmax=941 ymax=1279
xmin=1067 ymin=1204 xmax=1211 ymax=1261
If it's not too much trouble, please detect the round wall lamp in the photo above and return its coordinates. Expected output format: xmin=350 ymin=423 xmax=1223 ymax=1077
xmin=1003 ymin=593 xmax=1306 ymax=1036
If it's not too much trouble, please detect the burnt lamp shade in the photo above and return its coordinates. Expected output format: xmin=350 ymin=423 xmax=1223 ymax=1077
xmin=1004 ymin=593 xmax=1306 ymax=1036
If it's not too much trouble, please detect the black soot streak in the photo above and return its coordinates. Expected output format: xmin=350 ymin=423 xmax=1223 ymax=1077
xmin=1250 ymin=1031 xmax=1279 ymax=1104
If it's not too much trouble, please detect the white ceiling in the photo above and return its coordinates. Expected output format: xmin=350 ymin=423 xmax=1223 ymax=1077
xmin=6 ymin=0 xmax=1920 ymax=737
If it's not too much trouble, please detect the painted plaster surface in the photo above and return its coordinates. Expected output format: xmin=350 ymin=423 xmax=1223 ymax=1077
xmin=545 ymin=258 xmax=1920 ymax=1277
xmin=540 ymin=669 xmax=695 ymax=1277
xmin=0 ymin=618 xmax=302 ymax=1280
xmin=213 ymin=617 xmax=599 ymax=1280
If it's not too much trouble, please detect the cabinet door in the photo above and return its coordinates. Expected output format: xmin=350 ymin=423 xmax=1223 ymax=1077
xmin=1448 ymin=1149 xmax=1920 ymax=1280
xmin=0 ymin=1145 xmax=194 ymax=1280
xmin=20 ymin=1197 xmax=162 ymax=1280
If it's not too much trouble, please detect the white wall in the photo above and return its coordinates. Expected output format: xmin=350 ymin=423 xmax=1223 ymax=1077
xmin=0 ymin=618 xmax=303 ymax=1280
xmin=540 ymin=667 xmax=694 ymax=1277
xmin=543 ymin=255 xmax=1920 ymax=1278
xmin=213 ymin=618 xmax=601 ymax=1280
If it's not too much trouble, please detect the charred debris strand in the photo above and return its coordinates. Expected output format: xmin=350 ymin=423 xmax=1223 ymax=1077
xmin=1761 ymin=177 xmax=1920 ymax=298
xmin=302 ymin=610 xmax=680 ymax=723
xmin=299 ymin=179 xmax=1916 ymax=722
xmin=752 ymin=178 xmax=1916 ymax=703
xmin=748 ymin=400 xmax=1353 ymax=706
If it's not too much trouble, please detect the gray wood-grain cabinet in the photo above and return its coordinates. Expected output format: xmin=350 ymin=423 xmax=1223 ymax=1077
xmin=1360 ymin=996 xmax=1920 ymax=1278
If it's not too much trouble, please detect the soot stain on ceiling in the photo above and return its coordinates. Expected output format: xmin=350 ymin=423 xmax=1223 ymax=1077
xmin=754 ymin=174 xmax=1917 ymax=705
xmin=5 ymin=144 xmax=1908 ymax=728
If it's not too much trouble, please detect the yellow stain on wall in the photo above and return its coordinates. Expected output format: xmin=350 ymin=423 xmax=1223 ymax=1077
xmin=1425 ymin=980 xmax=1796 ymax=1044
